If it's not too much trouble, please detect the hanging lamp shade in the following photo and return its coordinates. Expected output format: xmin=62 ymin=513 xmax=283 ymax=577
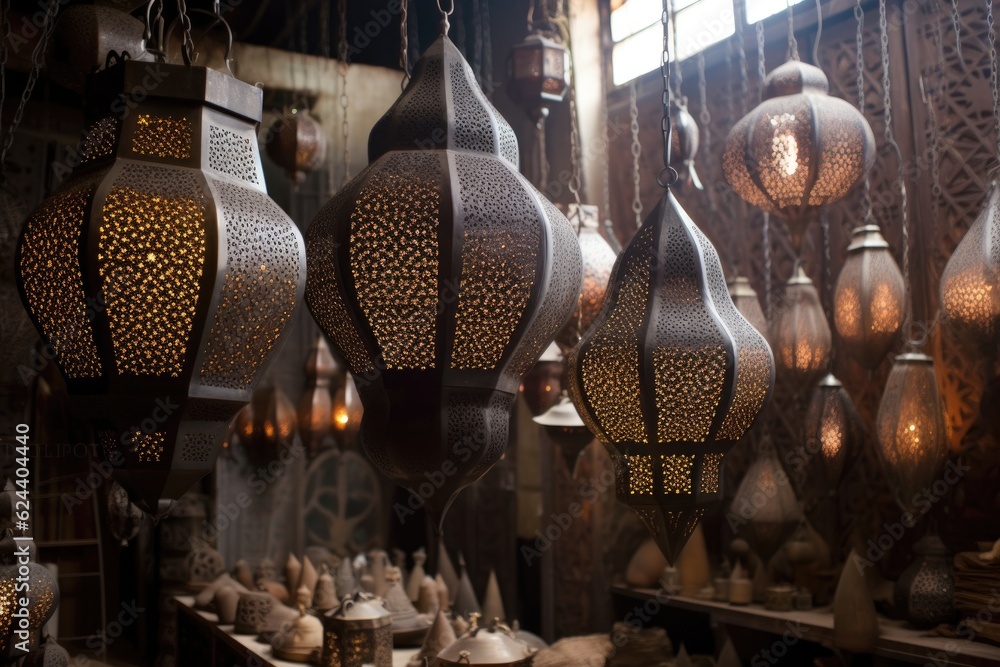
xmin=305 ymin=35 xmax=583 ymax=529
xmin=14 ymin=55 xmax=306 ymax=513
xmin=940 ymin=179 xmax=1000 ymax=349
xmin=833 ymin=225 xmax=905 ymax=368
xmin=233 ymin=385 xmax=297 ymax=466
xmin=533 ymin=394 xmax=594 ymax=472
xmin=728 ymin=276 xmax=769 ymax=343
xmin=505 ymin=32 xmax=570 ymax=119
xmin=875 ymin=353 xmax=948 ymax=514
xmin=265 ymin=107 xmax=328 ymax=185
xmin=567 ymin=192 xmax=775 ymax=564
xmin=298 ymin=334 xmax=339 ymax=458
xmin=722 ymin=61 xmax=875 ymax=253
xmin=520 ymin=342 xmax=564 ymax=417
xmin=670 ymin=102 xmax=702 ymax=192
xmin=332 ymin=371 xmax=363 ymax=446
xmin=556 ymin=203 xmax=617 ymax=349
xmin=772 ymin=267 xmax=831 ymax=389
xmin=730 ymin=445 xmax=802 ymax=565
xmin=804 ymin=374 xmax=862 ymax=489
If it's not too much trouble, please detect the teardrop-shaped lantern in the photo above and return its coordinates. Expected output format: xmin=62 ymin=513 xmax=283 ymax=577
xmin=15 ymin=54 xmax=305 ymax=513
xmin=940 ymin=180 xmax=1000 ymax=349
xmin=722 ymin=61 xmax=875 ymax=253
xmin=671 ymin=102 xmax=702 ymax=192
xmin=833 ymin=225 xmax=905 ymax=368
xmin=298 ymin=334 xmax=339 ymax=458
xmin=772 ymin=268 xmax=831 ymax=389
xmin=556 ymin=203 xmax=617 ymax=349
xmin=233 ymin=385 xmax=298 ymax=466
xmin=332 ymin=370 xmax=363 ymax=447
xmin=731 ymin=445 xmax=801 ymax=565
xmin=875 ymin=353 xmax=948 ymax=513
xmin=804 ymin=374 xmax=862 ymax=489
xmin=265 ymin=107 xmax=328 ymax=185
xmin=728 ymin=276 xmax=769 ymax=342
xmin=305 ymin=36 xmax=582 ymax=528
xmin=520 ymin=342 xmax=564 ymax=417
xmin=567 ymin=192 xmax=775 ymax=564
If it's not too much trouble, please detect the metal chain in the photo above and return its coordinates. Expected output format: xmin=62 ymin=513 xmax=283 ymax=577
xmin=0 ymin=0 xmax=58 ymax=176
xmin=338 ymin=0 xmax=350 ymax=188
xmin=988 ymin=0 xmax=1000 ymax=154
xmin=786 ymin=0 xmax=799 ymax=61
xmin=566 ymin=0 xmax=582 ymax=210
xmin=400 ymin=0 xmax=409 ymax=90
xmin=734 ymin=2 xmax=750 ymax=116
xmin=601 ymin=73 xmax=612 ymax=225
xmin=697 ymin=52 xmax=711 ymax=158
xmin=755 ymin=20 xmax=766 ymax=98
xmin=177 ymin=0 xmax=195 ymax=65
xmin=658 ymin=0 xmax=674 ymax=185
xmin=629 ymin=80 xmax=643 ymax=228
xmin=668 ymin=0 xmax=683 ymax=101
xmin=763 ymin=212 xmax=773 ymax=325
xmin=481 ymin=0 xmax=492 ymax=96
xmin=951 ymin=0 xmax=963 ymax=62
xmin=855 ymin=0 xmax=872 ymax=223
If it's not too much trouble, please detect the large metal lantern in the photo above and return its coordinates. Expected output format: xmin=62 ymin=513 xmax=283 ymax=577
xmin=567 ymin=192 xmax=775 ymax=564
xmin=505 ymin=33 xmax=570 ymax=120
xmin=15 ymin=55 xmax=306 ymax=513
xmin=265 ymin=107 xmax=328 ymax=185
xmin=804 ymin=374 xmax=862 ymax=489
xmin=875 ymin=353 xmax=948 ymax=514
xmin=834 ymin=225 xmax=905 ymax=368
xmin=728 ymin=276 xmax=769 ymax=343
xmin=722 ymin=61 xmax=876 ymax=253
xmin=940 ymin=179 xmax=1000 ymax=349
xmin=556 ymin=204 xmax=617 ymax=349
xmin=305 ymin=35 xmax=583 ymax=529
xmin=772 ymin=268 xmax=831 ymax=389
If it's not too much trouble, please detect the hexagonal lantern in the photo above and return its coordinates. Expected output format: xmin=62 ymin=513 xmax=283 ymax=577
xmin=506 ymin=33 xmax=570 ymax=119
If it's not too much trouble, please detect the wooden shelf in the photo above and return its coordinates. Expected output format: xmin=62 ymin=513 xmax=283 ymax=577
xmin=611 ymin=586 xmax=1000 ymax=667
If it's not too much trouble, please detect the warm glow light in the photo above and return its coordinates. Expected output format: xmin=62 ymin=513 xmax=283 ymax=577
xmin=773 ymin=132 xmax=799 ymax=176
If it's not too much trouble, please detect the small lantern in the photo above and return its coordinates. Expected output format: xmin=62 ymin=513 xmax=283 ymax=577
xmin=940 ymin=179 xmax=1000 ymax=349
xmin=520 ymin=342 xmax=564 ymax=417
xmin=670 ymin=102 xmax=702 ymax=192
xmin=833 ymin=225 xmax=905 ymax=368
xmin=556 ymin=204 xmax=617 ymax=350
xmin=266 ymin=107 xmax=328 ymax=185
xmin=722 ymin=61 xmax=875 ymax=253
xmin=298 ymin=335 xmax=339 ymax=458
xmin=804 ymin=374 xmax=862 ymax=489
xmin=533 ymin=394 xmax=594 ymax=472
xmin=331 ymin=371 xmax=363 ymax=447
xmin=728 ymin=276 xmax=769 ymax=342
xmin=875 ymin=353 xmax=948 ymax=514
xmin=772 ymin=268 xmax=831 ymax=389
xmin=505 ymin=33 xmax=570 ymax=120
xmin=44 ymin=5 xmax=147 ymax=93
xmin=320 ymin=593 xmax=393 ymax=667
xmin=436 ymin=616 xmax=534 ymax=667
xmin=233 ymin=385 xmax=298 ymax=466
xmin=731 ymin=444 xmax=802 ymax=566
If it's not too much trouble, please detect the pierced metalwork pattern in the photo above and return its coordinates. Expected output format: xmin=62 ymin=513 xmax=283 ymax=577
xmin=185 ymin=400 xmax=243 ymax=423
xmin=17 ymin=181 xmax=102 ymax=378
xmin=576 ymin=224 xmax=617 ymax=337
xmin=78 ymin=116 xmax=118 ymax=164
xmin=626 ymin=454 xmax=653 ymax=495
xmin=808 ymin=102 xmax=874 ymax=205
xmin=393 ymin=56 xmax=445 ymax=152
xmin=197 ymin=179 xmax=301 ymax=390
xmin=445 ymin=390 xmax=515 ymax=480
xmin=701 ymin=453 xmax=724 ymax=494
xmin=134 ymin=431 xmax=165 ymax=463
xmin=661 ymin=454 xmax=694 ymax=494
xmin=322 ymin=627 xmax=393 ymax=667
xmin=835 ymin=240 xmax=905 ymax=368
xmin=131 ymin=114 xmax=192 ymax=160
xmin=207 ymin=125 xmax=260 ymax=185
xmin=752 ymin=100 xmax=813 ymax=210
xmin=100 ymin=164 xmax=207 ymax=376
xmin=179 ymin=433 xmax=214 ymax=463
xmin=773 ymin=275 xmax=831 ymax=384
xmin=350 ymin=152 xmax=440 ymax=370
xmin=452 ymin=153 xmax=539 ymax=369
xmin=654 ymin=344 xmax=726 ymax=442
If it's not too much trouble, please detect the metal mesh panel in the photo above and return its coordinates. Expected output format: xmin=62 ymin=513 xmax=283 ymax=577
xmin=133 ymin=432 xmax=166 ymax=463
xmin=100 ymin=164 xmax=207 ymax=377
xmin=805 ymin=376 xmax=861 ymax=488
xmin=452 ymin=152 xmax=539 ymax=369
xmin=131 ymin=113 xmax=192 ymax=160
xmin=750 ymin=98 xmax=814 ymax=210
xmin=576 ymin=221 xmax=616 ymax=338
xmin=178 ymin=432 xmax=215 ymax=463
xmin=196 ymin=179 xmax=301 ymax=391
xmin=78 ymin=116 xmax=119 ymax=164
xmin=17 ymin=179 xmax=102 ymax=378
xmin=625 ymin=454 xmax=653 ymax=495
xmin=808 ymin=101 xmax=875 ymax=205
xmin=445 ymin=389 xmax=514 ymax=481
xmin=700 ymin=453 xmax=724 ymax=494
xmin=207 ymin=125 xmax=260 ymax=185
xmin=661 ymin=454 xmax=695 ymax=494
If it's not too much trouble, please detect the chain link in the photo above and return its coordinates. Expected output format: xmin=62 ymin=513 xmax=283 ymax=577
xmin=988 ymin=0 xmax=1000 ymax=154
xmin=176 ymin=0 xmax=195 ymax=65
xmin=734 ymin=0 xmax=749 ymax=116
xmin=668 ymin=0 xmax=682 ymax=99
xmin=755 ymin=20 xmax=766 ymax=98
xmin=855 ymin=0 xmax=872 ymax=223
xmin=400 ymin=0 xmax=409 ymax=90
xmin=786 ymin=0 xmax=799 ymax=61
xmin=658 ymin=2 xmax=674 ymax=185
xmin=951 ymin=0 xmax=963 ymax=62
xmin=763 ymin=212 xmax=772 ymax=325
xmin=561 ymin=0 xmax=581 ymax=208
xmin=629 ymin=80 xmax=643 ymax=228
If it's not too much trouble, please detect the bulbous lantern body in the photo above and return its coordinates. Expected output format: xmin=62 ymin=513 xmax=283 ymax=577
xmin=723 ymin=61 xmax=875 ymax=253
xmin=305 ymin=37 xmax=582 ymax=528
xmin=266 ymin=107 xmax=328 ymax=185
xmin=556 ymin=203 xmax=616 ymax=349
xmin=15 ymin=58 xmax=306 ymax=512
xmin=834 ymin=225 xmax=905 ymax=368
xmin=875 ymin=353 xmax=948 ymax=514
xmin=728 ymin=276 xmax=768 ymax=342
xmin=804 ymin=374 xmax=862 ymax=489
xmin=567 ymin=193 xmax=775 ymax=563
xmin=940 ymin=179 xmax=1000 ymax=349
xmin=772 ymin=268 xmax=831 ymax=389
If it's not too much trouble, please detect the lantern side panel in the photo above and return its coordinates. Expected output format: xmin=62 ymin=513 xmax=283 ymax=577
xmin=207 ymin=124 xmax=261 ymax=185
xmin=808 ymin=100 xmax=874 ymax=206
xmin=749 ymin=98 xmax=814 ymax=210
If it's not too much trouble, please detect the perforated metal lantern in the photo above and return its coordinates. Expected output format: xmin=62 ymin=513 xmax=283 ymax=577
xmin=722 ymin=61 xmax=875 ymax=253
xmin=731 ymin=445 xmax=802 ymax=565
xmin=306 ymin=36 xmax=582 ymax=528
xmin=265 ymin=107 xmax=328 ymax=185
xmin=505 ymin=33 xmax=570 ymax=119
xmin=232 ymin=385 xmax=297 ymax=466
xmin=940 ymin=179 xmax=1000 ymax=349
xmin=875 ymin=353 xmax=948 ymax=514
xmin=728 ymin=276 xmax=768 ymax=343
xmin=834 ymin=225 xmax=905 ymax=368
xmin=556 ymin=203 xmax=617 ymax=349
xmin=804 ymin=374 xmax=862 ymax=489
xmin=320 ymin=593 xmax=393 ymax=667
xmin=772 ymin=267 xmax=831 ymax=389
xmin=567 ymin=192 xmax=775 ymax=564
xmin=299 ymin=334 xmax=339 ymax=458
xmin=670 ymin=102 xmax=702 ymax=192
xmin=15 ymin=57 xmax=306 ymax=513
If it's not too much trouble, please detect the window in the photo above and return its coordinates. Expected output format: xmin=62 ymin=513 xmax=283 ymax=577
xmin=745 ymin=0 xmax=807 ymax=24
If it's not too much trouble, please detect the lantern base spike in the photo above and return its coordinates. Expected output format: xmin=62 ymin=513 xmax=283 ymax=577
xmin=629 ymin=504 xmax=706 ymax=567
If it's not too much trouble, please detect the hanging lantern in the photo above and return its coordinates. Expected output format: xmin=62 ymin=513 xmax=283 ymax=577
xmin=298 ymin=334 xmax=339 ymax=458
xmin=728 ymin=276 xmax=769 ymax=342
xmin=670 ymin=102 xmax=702 ymax=192
xmin=320 ymin=592 xmax=393 ymax=667
xmin=232 ymin=385 xmax=297 ymax=466
xmin=44 ymin=4 xmax=146 ymax=93
xmin=875 ymin=353 xmax=948 ymax=514
xmin=940 ymin=179 xmax=1000 ymax=349
xmin=803 ymin=374 xmax=862 ymax=490
xmin=556 ymin=203 xmax=617 ymax=349
xmin=505 ymin=32 xmax=570 ymax=121
xmin=332 ymin=371 xmax=363 ymax=447
xmin=567 ymin=191 xmax=775 ymax=564
xmin=730 ymin=445 xmax=802 ymax=566
xmin=722 ymin=61 xmax=875 ymax=253
xmin=305 ymin=33 xmax=582 ymax=528
xmin=833 ymin=225 xmax=905 ymax=368
xmin=14 ymin=45 xmax=306 ymax=513
xmin=520 ymin=342 xmax=564 ymax=417
xmin=772 ymin=267 xmax=831 ymax=389
xmin=265 ymin=107 xmax=328 ymax=185
xmin=533 ymin=394 xmax=593 ymax=472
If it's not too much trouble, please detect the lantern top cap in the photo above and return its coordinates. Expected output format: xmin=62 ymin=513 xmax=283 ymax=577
xmin=894 ymin=352 xmax=933 ymax=364
xmin=436 ymin=621 xmax=533 ymax=663
xmin=727 ymin=275 xmax=759 ymax=298
xmin=763 ymin=60 xmax=830 ymax=100
xmin=817 ymin=373 xmax=842 ymax=388
xmin=532 ymin=395 xmax=585 ymax=428
xmin=786 ymin=266 xmax=814 ymax=286
xmin=914 ymin=533 xmax=947 ymax=555
xmin=326 ymin=592 xmax=392 ymax=628
xmin=847 ymin=225 xmax=890 ymax=251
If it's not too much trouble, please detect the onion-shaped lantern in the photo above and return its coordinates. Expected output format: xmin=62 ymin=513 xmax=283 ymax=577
xmin=670 ymin=102 xmax=702 ymax=192
xmin=875 ymin=353 xmax=948 ymax=514
xmin=265 ymin=107 xmax=328 ymax=185
xmin=722 ymin=61 xmax=875 ymax=253
xmin=730 ymin=444 xmax=802 ymax=566
xmin=332 ymin=371 xmax=363 ymax=447
xmin=772 ymin=267 xmax=831 ymax=389
xmin=567 ymin=192 xmax=775 ymax=563
xmin=940 ymin=179 xmax=1000 ymax=349
xmin=305 ymin=34 xmax=582 ymax=529
xmin=505 ymin=33 xmax=570 ymax=121
xmin=833 ymin=225 xmax=905 ymax=368
xmin=728 ymin=276 xmax=768 ymax=342
xmin=520 ymin=342 xmax=564 ymax=417
xmin=556 ymin=204 xmax=617 ymax=349
xmin=533 ymin=394 xmax=594 ymax=472
xmin=233 ymin=385 xmax=297 ymax=466
xmin=299 ymin=334 xmax=339 ymax=457
xmin=804 ymin=374 xmax=862 ymax=489
xmin=14 ymin=53 xmax=305 ymax=513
